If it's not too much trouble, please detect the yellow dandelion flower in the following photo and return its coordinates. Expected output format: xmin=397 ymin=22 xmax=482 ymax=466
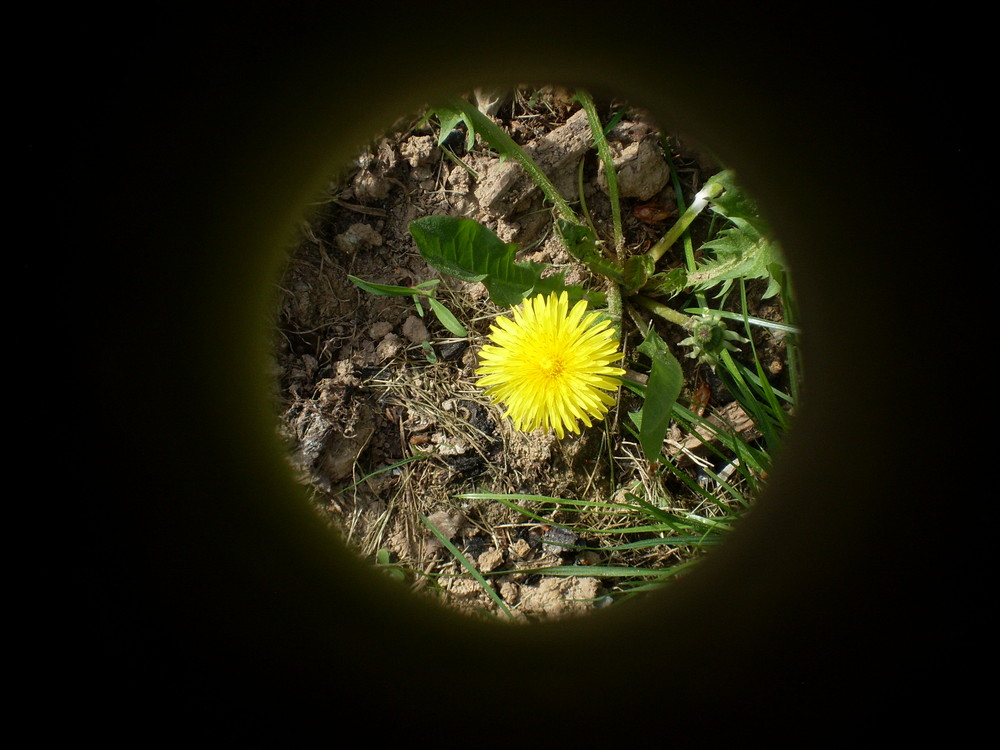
xmin=476 ymin=290 xmax=626 ymax=439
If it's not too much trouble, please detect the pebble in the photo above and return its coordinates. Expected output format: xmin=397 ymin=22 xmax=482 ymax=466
xmin=369 ymin=321 xmax=393 ymax=339
xmin=402 ymin=315 xmax=429 ymax=343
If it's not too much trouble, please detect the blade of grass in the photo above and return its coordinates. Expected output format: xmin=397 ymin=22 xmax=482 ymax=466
xmin=335 ymin=452 xmax=428 ymax=497
xmin=487 ymin=564 xmax=669 ymax=579
xmin=658 ymin=449 xmax=739 ymax=513
xmin=717 ymin=350 xmax=784 ymax=451
xmin=419 ymin=514 xmax=514 ymax=620
xmin=683 ymin=307 xmax=801 ymax=335
xmin=738 ymin=278 xmax=788 ymax=430
xmin=458 ymin=492 xmax=576 ymax=527
xmin=601 ymin=535 xmax=720 ymax=551
xmin=662 ymin=137 xmax=701 ymax=282
xmin=671 ymin=401 xmax=769 ymax=475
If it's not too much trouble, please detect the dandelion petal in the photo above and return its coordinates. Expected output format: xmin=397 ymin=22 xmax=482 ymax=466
xmin=475 ymin=291 xmax=625 ymax=439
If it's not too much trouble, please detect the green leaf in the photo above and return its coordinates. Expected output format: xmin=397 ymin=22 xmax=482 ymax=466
xmin=348 ymin=275 xmax=423 ymax=297
xmin=410 ymin=215 xmax=579 ymax=308
xmin=427 ymin=296 xmax=468 ymax=337
xmin=433 ymin=103 xmax=475 ymax=152
xmin=421 ymin=341 xmax=438 ymax=363
xmin=705 ymin=170 xmax=767 ymax=234
xmin=409 ymin=216 xmax=488 ymax=283
xmin=557 ymin=219 xmax=599 ymax=262
xmin=690 ymin=218 xmax=781 ymax=296
xmin=634 ymin=327 xmax=683 ymax=464
xmin=623 ymin=254 xmax=654 ymax=293
xmin=689 ymin=171 xmax=786 ymax=297
xmin=374 ymin=549 xmax=405 ymax=582
xmin=642 ymin=267 xmax=688 ymax=297
xmin=556 ymin=219 xmax=625 ymax=285
xmin=419 ymin=513 xmax=514 ymax=619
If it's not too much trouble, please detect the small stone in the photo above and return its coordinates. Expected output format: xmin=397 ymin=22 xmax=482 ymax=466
xmin=448 ymin=165 xmax=471 ymax=191
xmin=512 ymin=539 xmax=532 ymax=560
xmin=495 ymin=217 xmax=520 ymax=243
xmin=500 ymin=581 xmax=520 ymax=604
xmin=402 ymin=315 xmax=429 ymax=343
xmin=336 ymin=223 xmax=383 ymax=254
xmin=478 ymin=548 xmax=505 ymax=572
xmin=426 ymin=510 xmax=465 ymax=539
xmin=439 ymin=341 xmax=467 ymax=361
xmin=444 ymin=577 xmax=482 ymax=599
xmin=351 ymin=171 xmax=392 ymax=202
xmin=369 ymin=321 xmax=393 ymax=339
xmin=542 ymin=526 xmax=578 ymax=555
xmin=400 ymin=134 xmax=435 ymax=167
xmin=431 ymin=432 xmax=469 ymax=456
xmin=375 ymin=333 xmax=404 ymax=361
xmin=474 ymin=87 xmax=509 ymax=116
xmin=599 ymin=137 xmax=670 ymax=200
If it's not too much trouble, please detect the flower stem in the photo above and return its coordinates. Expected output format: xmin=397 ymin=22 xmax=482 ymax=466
xmin=633 ymin=294 xmax=693 ymax=328
xmin=646 ymin=179 xmax=724 ymax=264
xmin=576 ymin=90 xmax=623 ymax=254
xmin=606 ymin=281 xmax=624 ymax=341
xmin=448 ymin=97 xmax=579 ymax=224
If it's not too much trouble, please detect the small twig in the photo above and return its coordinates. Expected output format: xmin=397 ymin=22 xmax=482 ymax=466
xmin=440 ymin=146 xmax=479 ymax=179
xmin=332 ymin=198 xmax=388 ymax=217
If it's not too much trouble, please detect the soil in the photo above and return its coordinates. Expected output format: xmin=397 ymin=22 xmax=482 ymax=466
xmin=271 ymin=86 xmax=789 ymax=621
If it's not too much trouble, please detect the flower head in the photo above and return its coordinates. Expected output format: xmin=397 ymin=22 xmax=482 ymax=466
xmin=476 ymin=291 xmax=625 ymax=439
xmin=678 ymin=312 xmax=747 ymax=365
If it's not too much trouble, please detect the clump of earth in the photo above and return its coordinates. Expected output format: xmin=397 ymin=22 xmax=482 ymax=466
xmin=271 ymin=86 xmax=788 ymax=620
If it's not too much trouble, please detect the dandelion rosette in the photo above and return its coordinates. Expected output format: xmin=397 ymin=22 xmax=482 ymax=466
xmin=476 ymin=291 xmax=625 ymax=439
